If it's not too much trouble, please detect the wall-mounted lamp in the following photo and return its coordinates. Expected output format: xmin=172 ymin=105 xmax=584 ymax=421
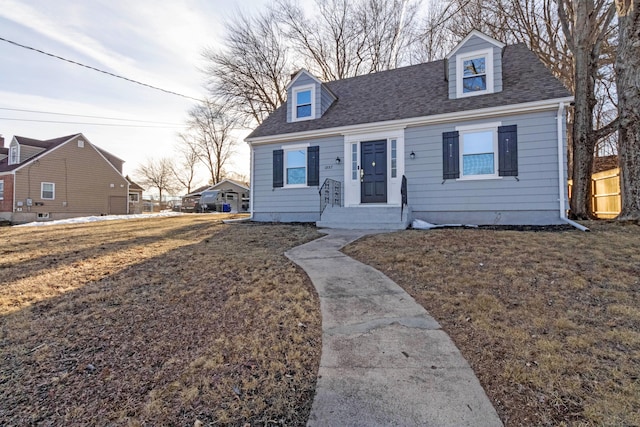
xmin=410 ymin=151 xmax=416 ymax=160
xmin=335 ymin=156 xmax=341 ymax=165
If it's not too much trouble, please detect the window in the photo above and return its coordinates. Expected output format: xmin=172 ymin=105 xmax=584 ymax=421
xmin=292 ymin=85 xmax=315 ymax=121
xmin=273 ymin=146 xmax=319 ymax=188
xmin=456 ymin=48 xmax=494 ymax=98
xmin=41 ymin=182 xmax=55 ymax=200
xmin=129 ymin=193 xmax=139 ymax=202
xmin=286 ymin=149 xmax=306 ymax=185
xmin=391 ymin=139 xmax=397 ymax=178
xmin=461 ymin=130 xmax=496 ymax=176
xmin=78 ymin=139 xmax=85 ymax=148
xmin=351 ymin=143 xmax=358 ymax=180
xmin=442 ymin=123 xmax=518 ymax=180
xmin=9 ymin=145 xmax=19 ymax=165
xmin=37 ymin=212 xmax=50 ymax=219
xmin=462 ymin=57 xmax=486 ymax=93
xmin=0 ymin=179 xmax=3 ymax=200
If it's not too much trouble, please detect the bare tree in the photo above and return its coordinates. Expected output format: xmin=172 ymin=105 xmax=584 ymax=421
xmin=172 ymin=134 xmax=202 ymax=194
xmin=135 ymin=158 xmax=178 ymax=205
xmin=558 ymin=0 xmax=617 ymax=219
xmin=186 ymin=99 xmax=238 ymax=185
xmin=615 ymin=0 xmax=640 ymax=220
xmin=202 ymin=9 xmax=290 ymax=125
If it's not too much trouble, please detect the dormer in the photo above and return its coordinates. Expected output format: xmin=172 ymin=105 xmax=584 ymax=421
xmin=446 ymin=30 xmax=505 ymax=100
xmin=8 ymin=140 xmax=20 ymax=165
xmin=286 ymin=69 xmax=336 ymax=123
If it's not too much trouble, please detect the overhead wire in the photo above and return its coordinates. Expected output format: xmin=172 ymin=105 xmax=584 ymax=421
xmin=0 ymin=107 xmax=185 ymax=125
xmin=0 ymin=117 xmax=187 ymax=128
xmin=0 ymin=36 xmax=203 ymax=102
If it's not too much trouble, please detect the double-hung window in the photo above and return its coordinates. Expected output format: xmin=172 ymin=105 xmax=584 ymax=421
xmin=0 ymin=179 xmax=4 ymax=200
xmin=443 ymin=123 xmax=518 ymax=180
xmin=456 ymin=48 xmax=493 ymax=97
xmin=461 ymin=129 xmax=497 ymax=177
xmin=41 ymin=182 xmax=55 ymax=200
xmin=286 ymin=149 xmax=307 ymax=185
xmin=292 ymin=85 xmax=315 ymax=121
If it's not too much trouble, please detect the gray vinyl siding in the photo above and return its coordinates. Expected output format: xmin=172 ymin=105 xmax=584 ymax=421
xmin=405 ymin=109 xmax=564 ymax=224
xmin=17 ymin=144 xmax=45 ymax=163
xmin=448 ymin=35 xmax=503 ymax=99
xmin=287 ymin=73 xmax=323 ymax=122
xmin=320 ymin=87 xmax=335 ymax=115
xmin=252 ymin=135 xmax=343 ymax=222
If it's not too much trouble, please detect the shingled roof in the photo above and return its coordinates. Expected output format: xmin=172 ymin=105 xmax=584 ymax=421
xmin=0 ymin=134 xmax=78 ymax=173
xmin=248 ymin=43 xmax=571 ymax=139
xmin=0 ymin=134 xmax=123 ymax=173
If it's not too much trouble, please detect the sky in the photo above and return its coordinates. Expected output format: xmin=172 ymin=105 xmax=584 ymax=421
xmin=0 ymin=0 xmax=279 ymax=189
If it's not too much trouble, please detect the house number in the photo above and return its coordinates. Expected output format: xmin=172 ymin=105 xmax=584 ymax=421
xmin=324 ymin=165 xmax=333 ymax=170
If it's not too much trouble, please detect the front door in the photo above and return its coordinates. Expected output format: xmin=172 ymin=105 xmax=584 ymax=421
xmin=361 ymin=140 xmax=387 ymax=203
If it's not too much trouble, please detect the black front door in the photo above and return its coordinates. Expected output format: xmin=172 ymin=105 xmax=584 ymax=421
xmin=361 ymin=140 xmax=387 ymax=203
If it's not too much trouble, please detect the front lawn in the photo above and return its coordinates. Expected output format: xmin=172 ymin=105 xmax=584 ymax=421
xmin=344 ymin=222 xmax=640 ymax=427
xmin=0 ymin=215 xmax=322 ymax=425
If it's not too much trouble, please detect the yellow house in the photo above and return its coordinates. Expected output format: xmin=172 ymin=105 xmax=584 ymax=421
xmin=0 ymin=133 xmax=129 ymax=224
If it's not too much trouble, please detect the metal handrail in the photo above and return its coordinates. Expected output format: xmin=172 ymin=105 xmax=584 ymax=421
xmin=320 ymin=178 xmax=342 ymax=214
xmin=401 ymin=175 xmax=408 ymax=220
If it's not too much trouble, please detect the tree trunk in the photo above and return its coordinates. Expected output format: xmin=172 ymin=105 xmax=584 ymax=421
xmin=615 ymin=0 xmax=640 ymax=220
xmin=568 ymin=4 xmax=599 ymax=219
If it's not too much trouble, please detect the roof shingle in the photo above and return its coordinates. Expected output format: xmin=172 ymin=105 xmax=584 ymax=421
xmin=248 ymin=44 xmax=570 ymax=139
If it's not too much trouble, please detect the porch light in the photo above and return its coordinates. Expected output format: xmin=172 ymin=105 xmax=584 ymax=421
xmin=335 ymin=156 xmax=341 ymax=165
xmin=410 ymin=151 xmax=416 ymax=160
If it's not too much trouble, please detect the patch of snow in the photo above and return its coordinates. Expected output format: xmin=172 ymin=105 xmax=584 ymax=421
xmin=14 ymin=212 xmax=183 ymax=227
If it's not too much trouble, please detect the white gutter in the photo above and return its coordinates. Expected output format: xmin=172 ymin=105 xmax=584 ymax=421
xmin=556 ymin=102 xmax=589 ymax=231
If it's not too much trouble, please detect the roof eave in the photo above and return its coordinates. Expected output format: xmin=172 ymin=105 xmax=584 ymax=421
xmin=246 ymin=96 xmax=574 ymax=145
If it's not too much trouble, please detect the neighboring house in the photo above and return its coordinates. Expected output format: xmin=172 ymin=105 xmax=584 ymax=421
xmin=126 ymin=176 xmax=145 ymax=214
xmin=246 ymin=30 xmax=573 ymax=229
xmin=0 ymin=133 xmax=130 ymax=223
xmin=181 ymin=179 xmax=250 ymax=213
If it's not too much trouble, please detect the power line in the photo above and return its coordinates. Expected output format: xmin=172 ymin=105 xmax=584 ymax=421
xmin=0 ymin=36 xmax=203 ymax=102
xmin=0 ymin=117 xmax=187 ymax=128
xmin=0 ymin=107 xmax=184 ymax=125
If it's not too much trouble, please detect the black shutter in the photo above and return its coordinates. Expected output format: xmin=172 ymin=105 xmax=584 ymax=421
xmin=442 ymin=131 xmax=460 ymax=179
xmin=273 ymin=149 xmax=284 ymax=188
xmin=498 ymin=125 xmax=518 ymax=176
xmin=307 ymin=146 xmax=319 ymax=186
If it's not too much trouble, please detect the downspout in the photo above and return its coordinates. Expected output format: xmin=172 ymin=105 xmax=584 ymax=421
xmin=249 ymin=142 xmax=254 ymax=220
xmin=557 ymin=102 xmax=589 ymax=231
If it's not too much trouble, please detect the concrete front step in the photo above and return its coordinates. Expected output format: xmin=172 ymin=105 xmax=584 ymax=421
xmin=317 ymin=206 xmax=411 ymax=230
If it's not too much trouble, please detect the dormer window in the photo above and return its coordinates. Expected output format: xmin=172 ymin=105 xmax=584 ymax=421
xmin=463 ymin=57 xmax=486 ymax=93
xmin=456 ymin=48 xmax=494 ymax=98
xmin=9 ymin=145 xmax=19 ymax=165
xmin=293 ymin=85 xmax=315 ymax=121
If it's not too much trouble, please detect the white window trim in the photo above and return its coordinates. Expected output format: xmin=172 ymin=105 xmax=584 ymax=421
xmin=456 ymin=122 xmax=502 ymax=181
xmin=8 ymin=145 xmax=19 ymax=165
xmin=456 ymin=48 xmax=494 ymax=98
xmin=129 ymin=193 xmax=140 ymax=202
xmin=0 ymin=179 xmax=4 ymax=200
xmin=282 ymin=143 xmax=309 ymax=188
xmin=41 ymin=182 xmax=55 ymax=200
xmin=292 ymin=84 xmax=316 ymax=122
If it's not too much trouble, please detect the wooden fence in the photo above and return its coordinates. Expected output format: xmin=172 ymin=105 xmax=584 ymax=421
xmin=568 ymin=167 xmax=621 ymax=219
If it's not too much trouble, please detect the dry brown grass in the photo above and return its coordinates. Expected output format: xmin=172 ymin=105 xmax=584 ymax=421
xmin=344 ymin=221 xmax=640 ymax=427
xmin=0 ymin=215 xmax=322 ymax=426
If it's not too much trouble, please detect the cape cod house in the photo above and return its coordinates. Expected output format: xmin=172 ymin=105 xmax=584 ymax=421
xmin=245 ymin=31 xmax=574 ymax=229
xmin=0 ymin=133 xmax=130 ymax=223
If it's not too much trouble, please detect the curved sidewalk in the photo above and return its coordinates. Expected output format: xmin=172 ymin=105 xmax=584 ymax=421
xmin=286 ymin=229 xmax=503 ymax=427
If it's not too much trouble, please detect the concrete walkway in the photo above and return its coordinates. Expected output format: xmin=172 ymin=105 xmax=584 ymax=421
xmin=285 ymin=229 xmax=503 ymax=427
